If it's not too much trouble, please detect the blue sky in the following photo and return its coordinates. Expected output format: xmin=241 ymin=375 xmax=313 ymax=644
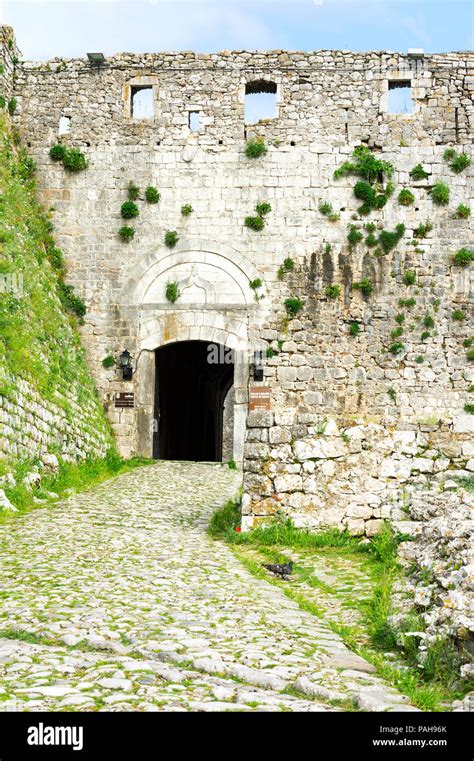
xmin=0 ymin=1 xmax=472 ymax=60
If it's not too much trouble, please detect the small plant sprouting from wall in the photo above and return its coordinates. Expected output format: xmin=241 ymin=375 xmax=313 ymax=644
xmin=467 ymin=349 xmax=474 ymax=362
xmin=118 ymin=225 xmax=135 ymax=242
xmin=452 ymin=247 xmax=473 ymax=267
xmin=387 ymin=386 xmax=397 ymax=402
xmin=398 ymin=189 xmax=415 ymax=206
xmin=249 ymin=278 xmax=264 ymax=301
xmin=423 ymin=314 xmax=435 ymax=330
xmin=364 ymin=222 xmax=378 ymax=247
xmin=430 ymin=182 xmax=450 ymax=206
xmin=334 ymin=145 xmax=395 ymax=214
xmin=464 ymin=403 xmax=474 ymax=415
xmin=391 ymin=327 xmax=403 ymax=339
xmin=245 ymin=215 xmax=265 ymax=232
xmin=403 ymin=270 xmax=416 ymax=286
xmin=455 ymin=204 xmax=471 ymax=219
xmin=245 ymin=202 xmax=271 ymax=232
xmin=255 ymin=202 xmax=272 ymax=216
xmin=165 ymin=281 xmax=180 ymax=303
xmin=349 ymin=321 xmax=360 ymax=337
xmin=389 ymin=342 xmax=405 ymax=355
xmin=102 ymin=354 xmax=116 ymax=369
xmin=277 ymin=257 xmax=295 ymax=280
xmin=49 ymin=144 xmax=67 ymax=162
xmin=325 ymin=284 xmax=341 ymax=299
xmin=451 ymin=309 xmax=465 ymax=322
xmin=181 ymin=204 xmax=193 ymax=216
xmin=164 ymin=230 xmax=179 ymax=248
xmin=245 ymin=137 xmax=267 ymax=159
xmin=409 ymin=164 xmax=429 ymax=181
xmin=49 ymin=144 xmax=88 ymax=172
xmin=121 ymin=201 xmax=139 ymax=220
xmin=7 ymin=97 xmax=16 ymax=116
xmin=414 ymin=220 xmax=433 ymax=239
xmin=347 ymin=224 xmax=363 ymax=248
xmin=62 ymin=148 xmax=88 ymax=172
xmin=145 ymin=186 xmax=160 ymax=204
xmin=379 ymin=223 xmax=405 ymax=254
xmin=284 ymin=297 xmax=304 ymax=317
xmin=399 ymin=297 xmax=416 ymax=309
xmin=57 ymin=282 xmax=86 ymax=321
xmin=444 ymin=148 xmax=471 ymax=174
xmin=353 ymin=278 xmax=373 ymax=297
xmin=127 ymin=182 xmax=140 ymax=201
xmin=319 ymin=201 xmax=340 ymax=222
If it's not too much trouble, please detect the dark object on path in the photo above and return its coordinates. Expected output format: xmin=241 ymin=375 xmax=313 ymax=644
xmin=262 ymin=560 xmax=293 ymax=579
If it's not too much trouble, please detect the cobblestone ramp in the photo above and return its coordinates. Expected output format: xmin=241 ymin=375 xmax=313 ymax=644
xmin=0 ymin=462 xmax=418 ymax=712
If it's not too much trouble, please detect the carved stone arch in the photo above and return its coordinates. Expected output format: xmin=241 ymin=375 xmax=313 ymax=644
xmin=121 ymin=238 xmax=265 ymax=309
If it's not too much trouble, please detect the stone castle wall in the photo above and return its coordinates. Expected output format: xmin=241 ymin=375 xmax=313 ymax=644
xmin=0 ymin=26 xmax=18 ymax=103
xmin=5 ymin=25 xmax=473 ymax=531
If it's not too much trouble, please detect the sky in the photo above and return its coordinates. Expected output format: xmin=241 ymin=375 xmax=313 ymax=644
xmin=0 ymin=0 xmax=472 ymax=61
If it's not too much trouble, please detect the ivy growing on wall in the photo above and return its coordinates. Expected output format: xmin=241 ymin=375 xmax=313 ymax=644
xmin=334 ymin=146 xmax=395 ymax=215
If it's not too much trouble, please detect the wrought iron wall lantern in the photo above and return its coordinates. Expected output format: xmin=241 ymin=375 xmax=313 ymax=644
xmin=119 ymin=349 xmax=134 ymax=381
xmin=252 ymin=350 xmax=264 ymax=382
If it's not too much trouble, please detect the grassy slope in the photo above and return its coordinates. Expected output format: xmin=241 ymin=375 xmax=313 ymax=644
xmin=209 ymin=500 xmax=471 ymax=710
xmin=0 ymin=114 xmax=108 ymax=431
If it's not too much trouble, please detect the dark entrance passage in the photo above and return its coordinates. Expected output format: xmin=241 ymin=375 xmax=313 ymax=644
xmin=154 ymin=341 xmax=234 ymax=462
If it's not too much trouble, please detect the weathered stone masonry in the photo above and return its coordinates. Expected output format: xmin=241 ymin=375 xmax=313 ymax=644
xmin=3 ymin=25 xmax=473 ymax=532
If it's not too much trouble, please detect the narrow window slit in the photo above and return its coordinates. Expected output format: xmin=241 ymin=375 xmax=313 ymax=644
xmin=188 ymin=111 xmax=200 ymax=132
xmin=58 ymin=116 xmax=71 ymax=135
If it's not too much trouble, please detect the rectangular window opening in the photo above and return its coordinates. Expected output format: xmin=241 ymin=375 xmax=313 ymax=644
xmin=387 ymin=81 xmax=413 ymax=114
xmin=58 ymin=116 xmax=71 ymax=135
xmin=131 ymin=86 xmax=153 ymax=119
xmin=245 ymin=80 xmax=277 ymax=124
xmin=188 ymin=111 xmax=200 ymax=132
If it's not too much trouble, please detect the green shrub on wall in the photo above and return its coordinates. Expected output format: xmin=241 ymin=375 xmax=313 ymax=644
xmin=455 ymin=204 xmax=471 ymax=219
xmin=453 ymin=248 xmax=473 ymax=267
xmin=118 ymin=225 xmax=135 ymax=242
xmin=325 ymin=284 xmax=341 ymax=299
xmin=245 ymin=215 xmax=265 ymax=232
xmin=284 ymin=297 xmax=304 ymax=317
xmin=334 ymin=145 xmax=394 ymax=214
xmin=277 ymin=257 xmax=295 ymax=280
xmin=398 ymin=189 xmax=415 ymax=206
xmin=444 ymin=148 xmax=471 ymax=174
xmin=145 ymin=186 xmax=160 ymax=204
xmin=430 ymin=182 xmax=450 ymax=206
xmin=245 ymin=137 xmax=267 ymax=159
xmin=164 ymin=230 xmax=179 ymax=248
xmin=165 ymin=281 xmax=180 ymax=303
xmin=353 ymin=278 xmax=373 ymax=297
xmin=49 ymin=144 xmax=88 ymax=173
xmin=127 ymin=182 xmax=140 ymax=201
xmin=409 ymin=164 xmax=429 ymax=181
xmin=120 ymin=201 xmax=139 ymax=219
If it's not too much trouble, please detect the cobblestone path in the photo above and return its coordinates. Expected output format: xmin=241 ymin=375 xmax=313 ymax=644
xmin=0 ymin=462 xmax=418 ymax=712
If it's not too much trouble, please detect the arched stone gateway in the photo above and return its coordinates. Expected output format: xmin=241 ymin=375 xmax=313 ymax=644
xmin=121 ymin=240 xmax=268 ymax=463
